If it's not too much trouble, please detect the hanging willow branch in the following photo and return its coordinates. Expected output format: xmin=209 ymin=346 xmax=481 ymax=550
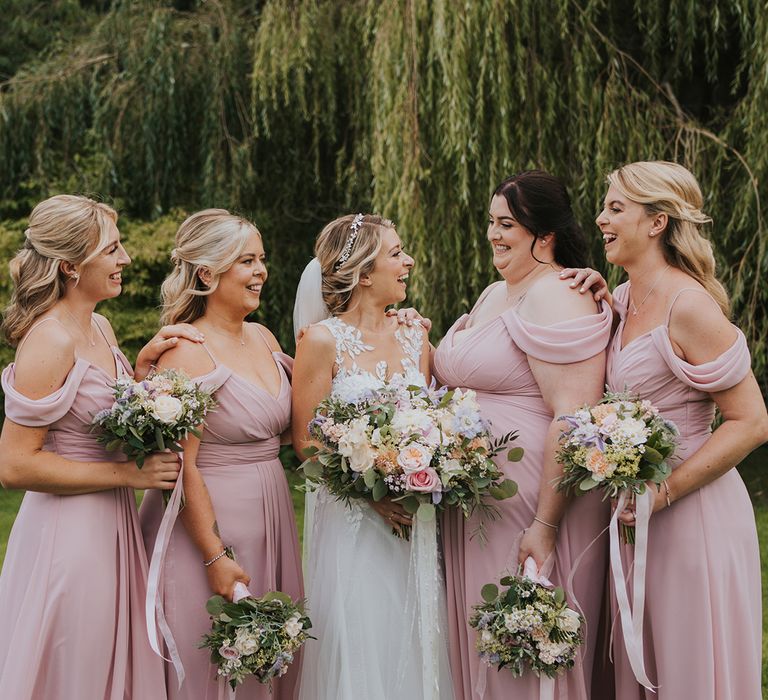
xmin=0 ymin=0 xmax=765 ymax=391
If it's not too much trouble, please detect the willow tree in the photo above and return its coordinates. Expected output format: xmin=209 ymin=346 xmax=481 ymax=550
xmin=0 ymin=0 xmax=765 ymax=388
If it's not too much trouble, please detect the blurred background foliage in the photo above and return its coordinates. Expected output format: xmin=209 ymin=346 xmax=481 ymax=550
xmin=0 ymin=0 xmax=766 ymax=395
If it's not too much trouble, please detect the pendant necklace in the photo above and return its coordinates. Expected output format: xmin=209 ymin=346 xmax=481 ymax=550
xmin=61 ymin=307 xmax=96 ymax=346
xmin=630 ymin=265 xmax=670 ymax=316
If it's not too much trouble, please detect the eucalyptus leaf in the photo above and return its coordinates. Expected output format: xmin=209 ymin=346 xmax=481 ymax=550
xmin=480 ymin=583 xmax=499 ymax=603
xmin=507 ymin=447 xmax=524 ymax=462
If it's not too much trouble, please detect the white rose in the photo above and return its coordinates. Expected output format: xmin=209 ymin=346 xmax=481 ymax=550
xmin=481 ymin=630 xmax=493 ymax=643
xmin=234 ymin=628 xmax=260 ymax=655
xmin=153 ymin=394 xmax=183 ymax=424
xmin=284 ymin=614 xmax=303 ymax=638
xmin=347 ymin=444 xmax=376 ymax=473
xmin=391 ymin=408 xmax=434 ymax=436
xmin=397 ymin=443 xmax=434 ymax=473
xmin=557 ymin=608 xmax=581 ymax=634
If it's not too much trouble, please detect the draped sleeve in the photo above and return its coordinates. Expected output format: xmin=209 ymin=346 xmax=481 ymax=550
xmin=611 ymin=281 xmax=630 ymax=320
xmin=651 ymin=327 xmax=751 ymax=392
xmin=274 ymin=352 xmax=294 ymax=383
xmin=501 ymin=301 xmax=613 ymax=364
xmin=1 ymin=360 xmax=91 ymax=427
xmin=192 ymin=365 xmax=231 ymax=395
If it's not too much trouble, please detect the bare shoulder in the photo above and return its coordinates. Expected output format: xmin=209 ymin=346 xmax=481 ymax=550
xmin=521 ymin=272 xmax=598 ymax=324
xmin=92 ymin=312 xmax=118 ymax=345
xmin=13 ymin=318 xmax=77 ymax=398
xmin=249 ymin=322 xmax=282 ymax=353
xmin=295 ymin=322 xmax=336 ymax=364
xmin=668 ymin=287 xmax=737 ymax=361
xmin=155 ymin=337 xmax=215 ymax=376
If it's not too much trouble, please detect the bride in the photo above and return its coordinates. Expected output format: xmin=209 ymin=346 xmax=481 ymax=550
xmin=292 ymin=213 xmax=454 ymax=700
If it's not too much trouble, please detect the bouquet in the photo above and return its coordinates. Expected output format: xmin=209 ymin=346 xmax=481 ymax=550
xmin=200 ymin=586 xmax=312 ymax=690
xmin=469 ymin=558 xmax=584 ymax=678
xmin=92 ymin=368 xmax=217 ymax=465
xmin=301 ymin=378 xmax=520 ymax=539
xmin=556 ymin=390 xmax=678 ymax=542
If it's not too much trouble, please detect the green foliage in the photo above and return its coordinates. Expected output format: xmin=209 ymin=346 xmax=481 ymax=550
xmin=0 ymin=0 xmax=766 ymax=392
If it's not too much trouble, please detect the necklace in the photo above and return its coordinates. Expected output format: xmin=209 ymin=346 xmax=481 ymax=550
xmin=630 ymin=265 xmax=670 ymax=316
xmin=205 ymin=322 xmax=246 ymax=346
xmin=61 ymin=306 xmax=96 ymax=346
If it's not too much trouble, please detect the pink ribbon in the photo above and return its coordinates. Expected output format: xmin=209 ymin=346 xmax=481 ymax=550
xmin=145 ymin=454 xmax=186 ymax=688
xmin=609 ymin=489 xmax=656 ymax=692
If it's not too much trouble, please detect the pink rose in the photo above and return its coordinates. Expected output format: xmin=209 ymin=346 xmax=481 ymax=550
xmin=405 ymin=467 xmax=441 ymax=493
xmin=219 ymin=645 xmax=240 ymax=660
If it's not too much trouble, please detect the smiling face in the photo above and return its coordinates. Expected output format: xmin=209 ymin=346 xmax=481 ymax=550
xmin=208 ymin=229 xmax=267 ymax=316
xmin=486 ymin=194 xmax=540 ymax=275
xmin=74 ymin=220 xmax=131 ymax=302
xmin=595 ymin=184 xmax=662 ymax=267
xmin=363 ymin=226 xmax=414 ymax=305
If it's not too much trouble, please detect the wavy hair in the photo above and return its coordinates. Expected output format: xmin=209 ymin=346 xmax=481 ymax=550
xmin=160 ymin=209 xmax=260 ymax=325
xmin=2 ymin=195 xmax=117 ymax=346
xmin=608 ymin=160 xmax=729 ymax=315
xmin=493 ymin=170 xmax=590 ymax=268
xmin=315 ymin=214 xmax=393 ymax=315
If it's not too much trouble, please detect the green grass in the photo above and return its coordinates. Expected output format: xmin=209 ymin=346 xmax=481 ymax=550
xmin=1 ymin=448 xmax=766 ymax=690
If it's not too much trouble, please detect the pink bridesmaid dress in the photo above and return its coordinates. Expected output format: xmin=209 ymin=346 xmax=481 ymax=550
xmin=0 ymin=319 xmax=166 ymax=700
xmin=140 ymin=339 xmax=304 ymax=700
xmin=607 ymin=284 xmax=761 ymax=700
xmin=432 ymin=298 xmax=613 ymax=700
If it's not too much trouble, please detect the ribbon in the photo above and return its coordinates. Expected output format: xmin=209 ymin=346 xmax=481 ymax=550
xmin=145 ymin=454 xmax=186 ymax=688
xmin=609 ymin=489 xmax=655 ymax=691
xmin=474 ymin=539 xmax=556 ymax=700
xmin=398 ymin=516 xmax=443 ymax=699
xmin=213 ymin=583 xmax=252 ymax=700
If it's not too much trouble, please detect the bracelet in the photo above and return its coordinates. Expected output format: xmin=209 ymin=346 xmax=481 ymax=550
xmin=533 ymin=516 xmax=559 ymax=531
xmin=662 ymin=480 xmax=672 ymax=508
xmin=203 ymin=548 xmax=228 ymax=567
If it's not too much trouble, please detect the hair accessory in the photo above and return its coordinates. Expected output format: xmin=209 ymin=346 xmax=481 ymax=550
xmin=335 ymin=213 xmax=364 ymax=269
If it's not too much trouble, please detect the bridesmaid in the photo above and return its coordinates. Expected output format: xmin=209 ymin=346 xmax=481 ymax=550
xmin=564 ymin=160 xmax=767 ymax=699
xmin=431 ymin=171 xmax=613 ymax=699
xmin=0 ymin=194 xmax=200 ymax=699
xmin=139 ymin=209 xmax=304 ymax=700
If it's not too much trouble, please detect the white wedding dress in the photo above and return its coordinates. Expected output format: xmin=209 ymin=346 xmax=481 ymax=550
xmin=298 ymin=317 xmax=454 ymax=700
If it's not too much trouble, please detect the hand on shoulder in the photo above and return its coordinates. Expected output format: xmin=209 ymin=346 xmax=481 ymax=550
xmin=667 ymin=288 xmax=738 ymax=365
xmin=519 ymin=272 xmax=599 ymax=325
xmin=13 ymin=318 xmax=77 ymax=399
xmin=155 ymin=337 xmax=215 ymax=376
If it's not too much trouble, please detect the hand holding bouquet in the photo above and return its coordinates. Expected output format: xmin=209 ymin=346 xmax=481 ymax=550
xmin=301 ymin=379 xmax=520 ymax=539
xmin=556 ymin=390 xmax=678 ymax=543
xmin=200 ymin=585 xmax=312 ymax=690
xmin=469 ymin=558 xmax=583 ymax=678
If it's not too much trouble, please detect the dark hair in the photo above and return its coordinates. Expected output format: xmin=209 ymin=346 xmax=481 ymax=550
xmin=493 ymin=170 xmax=590 ymax=268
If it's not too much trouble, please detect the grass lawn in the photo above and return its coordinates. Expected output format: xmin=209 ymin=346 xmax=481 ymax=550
xmin=1 ymin=447 xmax=766 ymax=690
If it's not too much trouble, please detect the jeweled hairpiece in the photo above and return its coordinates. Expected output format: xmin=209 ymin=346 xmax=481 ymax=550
xmin=335 ymin=213 xmax=364 ymax=269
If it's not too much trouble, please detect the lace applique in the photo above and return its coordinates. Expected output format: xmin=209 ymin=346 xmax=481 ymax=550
xmin=394 ymin=322 xmax=423 ymax=373
xmin=319 ymin=317 xmax=374 ymax=368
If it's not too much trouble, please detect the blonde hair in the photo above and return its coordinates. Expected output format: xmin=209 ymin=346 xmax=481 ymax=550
xmin=2 ymin=195 xmax=117 ymax=346
xmin=160 ymin=209 xmax=260 ymax=325
xmin=315 ymin=214 xmax=394 ymax=315
xmin=608 ymin=160 xmax=730 ymax=315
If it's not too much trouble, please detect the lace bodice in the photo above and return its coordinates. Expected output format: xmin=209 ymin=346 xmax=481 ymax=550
xmin=318 ymin=316 xmax=425 ymax=389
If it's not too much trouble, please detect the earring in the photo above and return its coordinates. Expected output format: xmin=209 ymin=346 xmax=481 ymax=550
xmin=71 ymin=273 xmax=80 ymax=280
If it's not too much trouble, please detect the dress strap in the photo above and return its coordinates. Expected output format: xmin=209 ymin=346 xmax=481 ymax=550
xmin=252 ymin=324 xmax=275 ymax=354
xmin=198 ymin=342 xmax=218 ymax=365
xmin=664 ymin=288 xmax=719 ymax=327
xmin=91 ymin=314 xmax=114 ymax=348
